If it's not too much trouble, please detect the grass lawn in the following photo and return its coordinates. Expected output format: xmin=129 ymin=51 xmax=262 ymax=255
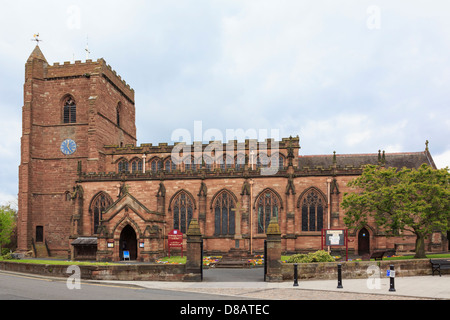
xmin=382 ymin=253 xmax=450 ymax=261
xmin=281 ymin=253 xmax=450 ymax=262
xmin=156 ymin=256 xmax=187 ymax=264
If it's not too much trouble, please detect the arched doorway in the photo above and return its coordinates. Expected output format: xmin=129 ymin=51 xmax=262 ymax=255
xmin=120 ymin=225 xmax=138 ymax=261
xmin=358 ymin=227 xmax=370 ymax=256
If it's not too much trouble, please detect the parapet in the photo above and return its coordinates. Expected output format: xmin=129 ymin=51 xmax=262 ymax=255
xmin=46 ymin=58 xmax=134 ymax=103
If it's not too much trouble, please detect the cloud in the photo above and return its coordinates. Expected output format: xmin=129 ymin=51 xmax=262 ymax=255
xmin=1 ymin=1 xmax=450 ymax=203
xmin=434 ymin=150 xmax=450 ymax=169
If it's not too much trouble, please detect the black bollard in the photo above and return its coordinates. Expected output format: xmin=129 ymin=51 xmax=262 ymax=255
xmin=337 ymin=264 xmax=343 ymax=289
xmin=389 ymin=264 xmax=396 ymax=292
xmin=293 ymin=263 xmax=299 ymax=287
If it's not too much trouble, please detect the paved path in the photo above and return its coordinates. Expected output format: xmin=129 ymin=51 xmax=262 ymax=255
xmin=102 ymin=269 xmax=450 ymax=300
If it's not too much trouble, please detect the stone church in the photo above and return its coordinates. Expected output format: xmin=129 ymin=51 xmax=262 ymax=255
xmin=17 ymin=45 xmax=447 ymax=262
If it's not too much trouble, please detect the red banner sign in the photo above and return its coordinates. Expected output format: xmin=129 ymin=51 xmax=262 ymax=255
xmin=168 ymin=229 xmax=183 ymax=257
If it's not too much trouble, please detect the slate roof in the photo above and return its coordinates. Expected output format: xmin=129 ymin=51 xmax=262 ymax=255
xmin=298 ymin=151 xmax=435 ymax=170
xmin=71 ymin=237 xmax=98 ymax=246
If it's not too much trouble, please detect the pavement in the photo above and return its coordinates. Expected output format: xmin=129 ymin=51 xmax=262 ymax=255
xmin=100 ymin=268 xmax=450 ymax=300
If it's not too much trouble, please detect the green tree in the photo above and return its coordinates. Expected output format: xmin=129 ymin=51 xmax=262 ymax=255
xmin=342 ymin=164 xmax=450 ymax=259
xmin=0 ymin=205 xmax=16 ymax=255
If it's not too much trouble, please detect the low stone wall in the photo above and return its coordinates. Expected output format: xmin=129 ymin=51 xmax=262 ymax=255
xmin=281 ymin=259 xmax=440 ymax=280
xmin=0 ymin=261 xmax=192 ymax=281
xmin=1 ymin=259 xmax=445 ymax=282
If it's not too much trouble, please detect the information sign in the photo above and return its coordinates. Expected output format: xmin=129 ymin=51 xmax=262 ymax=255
xmin=325 ymin=230 xmax=345 ymax=246
xmin=168 ymin=229 xmax=183 ymax=258
xmin=321 ymin=229 xmax=349 ymax=261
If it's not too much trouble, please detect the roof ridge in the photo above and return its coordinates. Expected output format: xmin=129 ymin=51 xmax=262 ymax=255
xmin=298 ymin=151 xmax=425 ymax=158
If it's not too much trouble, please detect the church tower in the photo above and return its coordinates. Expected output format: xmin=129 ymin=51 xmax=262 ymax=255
xmin=18 ymin=45 xmax=137 ymax=256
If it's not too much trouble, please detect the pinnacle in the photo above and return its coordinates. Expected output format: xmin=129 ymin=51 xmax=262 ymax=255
xmin=27 ymin=45 xmax=47 ymax=63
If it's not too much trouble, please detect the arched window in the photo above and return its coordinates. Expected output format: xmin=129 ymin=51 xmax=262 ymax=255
xmin=213 ymin=191 xmax=236 ymax=235
xmin=235 ymin=154 xmax=245 ymax=171
xmin=256 ymin=190 xmax=280 ymax=234
xmin=130 ymin=158 xmax=143 ymax=173
xmin=301 ymin=189 xmax=325 ymax=232
xmin=172 ymin=191 xmax=194 ymax=234
xmin=150 ymin=159 xmax=162 ymax=172
xmin=184 ymin=156 xmax=198 ymax=171
xmin=164 ymin=159 xmax=177 ymax=172
xmin=203 ymin=156 xmax=213 ymax=171
xmin=91 ymin=192 xmax=113 ymax=234
xmin=278 ymin=155 xmax=285 ymax=169
xmin=220 ymin=155 xmax=233 ymax=170
xmin=118 ymin=159 xmax=129 ymax=173
xmin=63 ymin=96 xmax=76 ymax=124
xmin=256 ymin=154 xmax=270 ymax=169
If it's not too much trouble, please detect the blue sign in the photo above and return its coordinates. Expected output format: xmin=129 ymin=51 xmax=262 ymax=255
xmin=123 ymin=251 xmax=130 ymax=259
xmin=386 ymin=270 xmax=395 ymax=278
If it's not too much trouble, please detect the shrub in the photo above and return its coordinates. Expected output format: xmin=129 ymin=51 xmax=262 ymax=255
xmin=287 ymin=250 xmax=335 ymax=263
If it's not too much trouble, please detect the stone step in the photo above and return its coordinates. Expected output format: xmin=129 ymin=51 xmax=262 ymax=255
xmin=215 ymin=260 xmax=252 ymax=269
xmin=34 ymin=243 xmax=49 ymax=258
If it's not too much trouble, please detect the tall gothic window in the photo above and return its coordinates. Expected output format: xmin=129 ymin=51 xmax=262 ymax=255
xmin=256 ymin=190 xmax=279 ymax=234
xmin=278 ymin=155 xmax=285 ymax=169
xmin=301 ymin=189 xmax=325 ymax=232
xmin=91 ymin=192 xmax=113 ymax=234
xmin=172 ymin=191 xmax=194 ymax=234
xmin=63 ymin=96 xmax=77 ymax=124
xmin=214 ymin=191 xmax=236 ymax=235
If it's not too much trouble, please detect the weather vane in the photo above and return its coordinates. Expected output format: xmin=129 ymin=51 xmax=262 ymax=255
xmin=85 ymin=35 xmax=91 ymax=60
xmin=31 ymin=33 xmax=42 ymax=45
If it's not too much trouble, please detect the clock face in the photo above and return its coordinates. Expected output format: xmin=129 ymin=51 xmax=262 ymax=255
xmin=60 ymin=139 xmax=77 ymax=155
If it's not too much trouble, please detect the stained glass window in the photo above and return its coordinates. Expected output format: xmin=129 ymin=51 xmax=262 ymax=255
xmin=91 ymin=192 xmax=113 ymax=234
xmin=301 ymin=189 xmax=324 ymax=232
xmin=257 ymin=190 xmax=279 ymax=233
xmin=214 ymin=191 xmax=236 ymax=235
xmin=173 ymin=192 xmax=194 ymax=234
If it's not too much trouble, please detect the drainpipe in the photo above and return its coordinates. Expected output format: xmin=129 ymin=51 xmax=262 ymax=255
xmin=327 ymin=178 xmax=332 ymax=253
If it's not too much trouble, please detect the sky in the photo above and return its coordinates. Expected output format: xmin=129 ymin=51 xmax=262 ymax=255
xmin=1 ymin=0 xmax=450 ymax=206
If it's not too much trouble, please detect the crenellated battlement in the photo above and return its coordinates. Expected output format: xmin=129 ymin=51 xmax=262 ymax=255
xmin=104 ymin=136 xmax=300 ymax=155
xmin=45 ymin=57 xmax=134 ymax=102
